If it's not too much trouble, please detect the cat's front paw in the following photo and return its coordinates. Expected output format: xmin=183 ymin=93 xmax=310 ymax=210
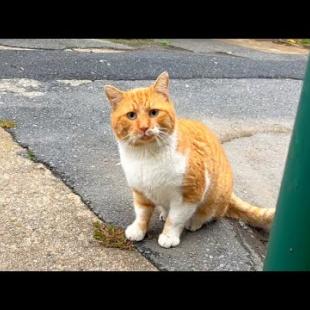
xmin=158 ymin=233 xmax=180 ymax=248
xmin=125 ymin=223 xmax=146 ymax=242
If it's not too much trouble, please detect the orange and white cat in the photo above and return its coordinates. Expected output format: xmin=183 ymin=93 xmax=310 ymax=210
xmin=104 ymin=72 xmax=275 ymax=248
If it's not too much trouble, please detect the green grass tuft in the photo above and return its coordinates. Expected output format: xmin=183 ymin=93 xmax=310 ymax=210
xmin=0 ymin=119 xmax=16 ymax=129
xmin=26 ymin=149 xmax=36 ymax=161
xmin=93 ymin=221 xmax=134 ymax=251
xmin=273 ymin=39 xmax=310 ymax=49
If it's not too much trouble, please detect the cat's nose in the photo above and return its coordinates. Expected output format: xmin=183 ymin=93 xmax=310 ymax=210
xmin=140 ymin=127 xmax=149 ymax=134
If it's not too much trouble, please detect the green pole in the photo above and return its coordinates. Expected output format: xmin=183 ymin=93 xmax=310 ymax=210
xmin=264 ymin=57 xmax=310 ymax=271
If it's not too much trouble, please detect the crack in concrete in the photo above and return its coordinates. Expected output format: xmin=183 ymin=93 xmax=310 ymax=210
xmin=220 ymin=125 xmax=291 ymax=144
xmin=0 ymin=44 xmax=58 ymax=51
xmin=0 ymin=44 xmax=128 ymax=53
xmin=230 ymin=220 xmax=263 ymax=271
xmin=0 ymin=45 xmax=34 ymax=51
xmin=65 ymin=48 xmax=127 ymax=53
xmin=93 ymin=76 xmax=304 ymax=81
xmin=211 ymin=51 xmax=250 ymax=59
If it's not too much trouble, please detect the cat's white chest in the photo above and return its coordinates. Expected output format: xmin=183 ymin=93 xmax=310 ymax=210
xmin=118 ymin=140 xmax=187 ymax=207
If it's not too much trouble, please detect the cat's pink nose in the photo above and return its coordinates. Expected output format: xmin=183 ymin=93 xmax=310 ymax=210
xmin=140 ymin=127 xmax=149 ymax=134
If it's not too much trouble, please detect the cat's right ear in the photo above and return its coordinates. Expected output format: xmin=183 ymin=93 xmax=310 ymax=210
xmin=153 ymin=71 xmax=169 ymax=98
xmin=104 ymin=85 xmax=123 ymax=109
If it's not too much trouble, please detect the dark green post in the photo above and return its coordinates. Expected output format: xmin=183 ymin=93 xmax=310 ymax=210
xmin=264 ymin=57 xmax=310 ymax=271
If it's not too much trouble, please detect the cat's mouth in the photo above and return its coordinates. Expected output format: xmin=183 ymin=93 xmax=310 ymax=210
xmin=123 ymin=128 xmax=169 ymax=146
xmin=136 ymin=135 xmax=156 ymax=144
xmin=140 ymin=135 xmax=154 ymax=141
xmin=129 ymin=133 xmax=157 ymax=145
xmin=136 ymin=129 xmax=159 ymax=142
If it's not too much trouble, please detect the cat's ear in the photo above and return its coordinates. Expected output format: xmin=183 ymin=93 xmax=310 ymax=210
xmin=153 ymin=71 xmax=169 ymax=98
xmin=104 ymin=85 xmax=124 ymax=108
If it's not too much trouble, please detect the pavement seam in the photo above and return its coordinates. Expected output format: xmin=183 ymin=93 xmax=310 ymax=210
xmin=230 ymin=221 xmax=263 ymax=271
xmin=66 ymin=77 xmax=304 ymax=81
xmin=220 ymin=126 xmax=291 ymax=144
xmin=3 ymin=128 xmax=159 ymax=270
xmin=0 ymin=45 xmax=131 ymax=53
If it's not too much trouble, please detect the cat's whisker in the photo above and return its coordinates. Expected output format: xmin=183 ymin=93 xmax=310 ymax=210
xmin=121 ymin=134 xmax=130 ymax=142
xmin=159 ymin=128 xmax=169 ymax=133
xmin=155 ymin=136 xmax=164 ymax=148
xmin=127 ymin=135 xmax=136 ymax=145
xmin=156 ymin=135 xmax=165 ymax=145
xmin=157 ymin=132 xmax=170 ymax=146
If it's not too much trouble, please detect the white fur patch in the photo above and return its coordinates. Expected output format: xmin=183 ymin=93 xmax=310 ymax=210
xmin=125 ymin=223 xmax=145 ymax=241
xmin=201 ymin=170 xmax=211 ymax=202
xmin=158 ymin=233 xmax=180 ymax=248
xmin=118 ymin=131 xmax=187 ymax=208
xmin=159 ymin=201 xmax=197 ymax=248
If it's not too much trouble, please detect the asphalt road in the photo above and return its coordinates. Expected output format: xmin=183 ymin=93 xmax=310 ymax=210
xmin=0 ymin=41 xmax=306 ymax=270
xmin=0 ymin=49 xmax=307 ymax=81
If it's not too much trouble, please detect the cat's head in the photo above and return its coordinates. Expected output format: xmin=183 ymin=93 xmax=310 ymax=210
xmin=104 ymin=71 xmax=176 ymax=146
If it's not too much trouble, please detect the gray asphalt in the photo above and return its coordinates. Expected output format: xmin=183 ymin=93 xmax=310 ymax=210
xmin=0 ymin=39 xmax=134 ymax=50
xmin=0 ymin=78 xmax=301 ymax=271
xmin=0 ymin=49 xmax=307 ymax=81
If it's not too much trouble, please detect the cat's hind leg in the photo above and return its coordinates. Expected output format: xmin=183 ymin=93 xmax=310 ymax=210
xmin=185 ymin=202 xmax=221 ymax=232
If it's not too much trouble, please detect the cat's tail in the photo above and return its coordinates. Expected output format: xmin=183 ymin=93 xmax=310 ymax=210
xmin=226 ymin=192 xmax=275 ymax=230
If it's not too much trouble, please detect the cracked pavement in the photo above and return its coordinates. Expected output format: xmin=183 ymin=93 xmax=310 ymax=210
xmin=0 ymin=39 xmax=308 ymax=270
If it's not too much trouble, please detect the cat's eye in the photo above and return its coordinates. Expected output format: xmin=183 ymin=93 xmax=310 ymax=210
xmin=149 ymin=109 xmax=159 ymax=118
xmin=127 ymin=112 xmax=137 ymax=120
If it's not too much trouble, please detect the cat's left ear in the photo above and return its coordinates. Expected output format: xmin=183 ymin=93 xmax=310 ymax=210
xmin=104 ymin=85 xmax=124 ymax=108
xmin=153 ymin=71 xmax=169 ymax=98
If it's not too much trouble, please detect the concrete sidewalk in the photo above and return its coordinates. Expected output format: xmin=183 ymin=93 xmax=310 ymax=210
xmin=0 ymin=128 xmax=156 ymax=271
